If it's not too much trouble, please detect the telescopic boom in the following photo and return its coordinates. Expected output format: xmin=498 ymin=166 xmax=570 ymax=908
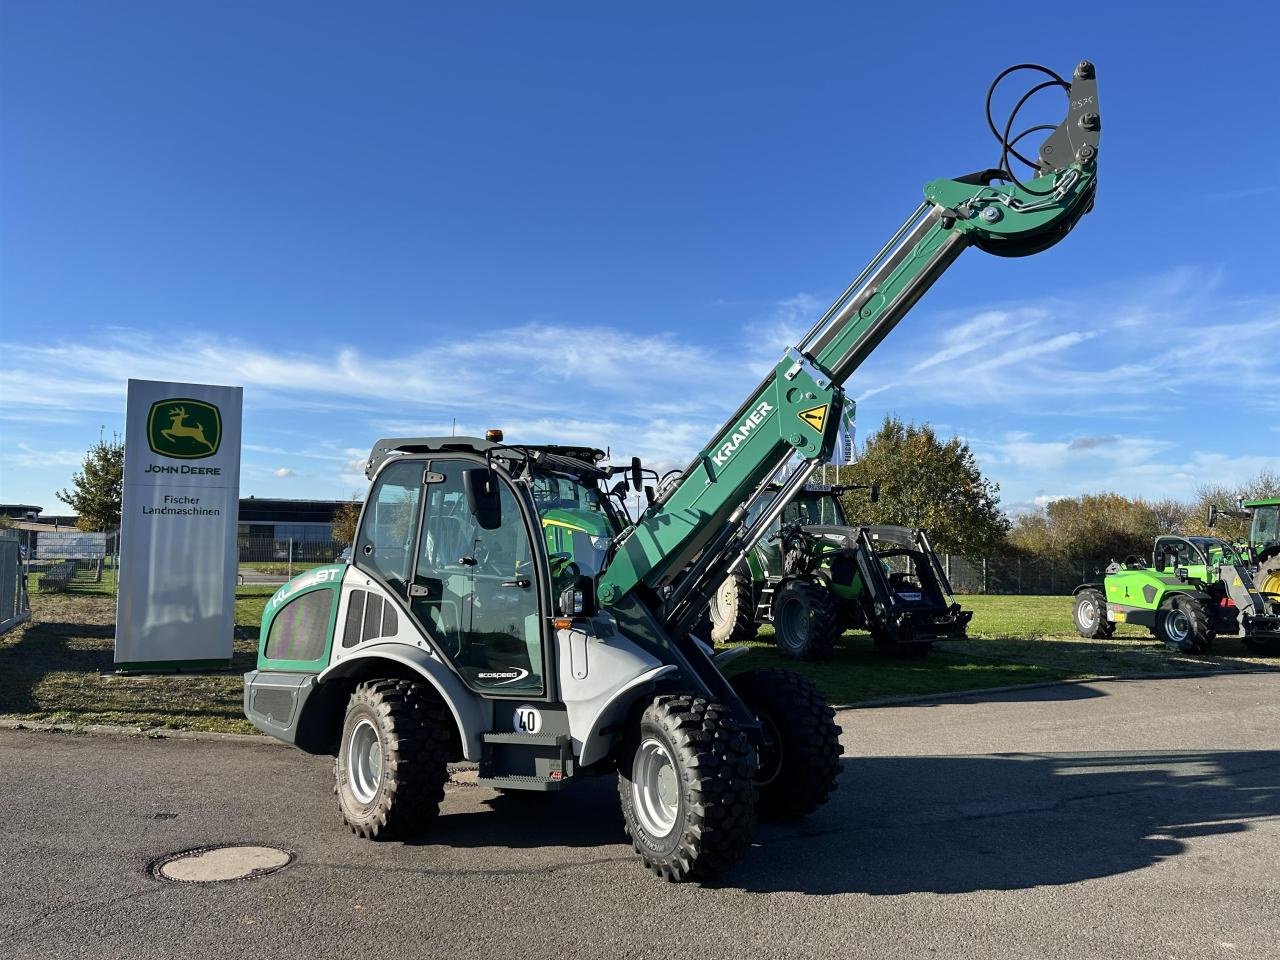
xmin=596 ymin=61 xmax=1101 ymax=634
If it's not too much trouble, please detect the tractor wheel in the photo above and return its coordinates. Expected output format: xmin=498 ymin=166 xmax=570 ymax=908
xmin=335 ymin=679 xmax=452 ymax=840
xmin=729 ymin=668 xmax=842 ymax=820
xmin=618 ymin=695 xmax=757 ymax=882
xmin=1073 ymin=588 xmax=1115 ymax=639
xmin=772 ymin=580 xmax=840 ymax=661
xmin=1155 ymin=597 xmax=1214 ymax=654
xmin=1256 ymin=554 xmax=1280 ymax=597
xmin=708 ymin=569 xmax=758 ymax=645
xmin=1241 ymin=634 xmax=1280 ymax=656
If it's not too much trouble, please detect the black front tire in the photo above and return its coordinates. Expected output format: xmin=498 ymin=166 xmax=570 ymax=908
xmin=1073 ymin=588 xmax=1115 ymax=639
xmin=617 ymin=695 xmax=757 ymax=882
xmin=709 ymin=569 xmax=758 ymax=645
xmin=772 ymin=580 xmax=840 ymax=661
xmin=730 ymin=668 xmax=842 ymax=820
xmin=1155 ymin=597 xmax=1213 ymax=654
xmin=335 ymin=679 xmax=452 ymax=840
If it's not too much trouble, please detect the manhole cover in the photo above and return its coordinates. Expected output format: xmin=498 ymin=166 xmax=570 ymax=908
xmin=150 ymin=845 xmax=293 ymax=884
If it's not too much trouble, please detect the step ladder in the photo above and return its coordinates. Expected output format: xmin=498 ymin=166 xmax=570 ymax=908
xmin=477 ymin=732 xmax=574 ymax=792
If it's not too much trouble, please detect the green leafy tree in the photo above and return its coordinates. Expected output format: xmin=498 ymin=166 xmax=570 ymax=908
xmin=834 ymin=415 xmax=1009 ymax=554
xmin=57 ymin=435 xmax=124 ymax=532
xmin=331 ymin=494 xmax=363 ymax=545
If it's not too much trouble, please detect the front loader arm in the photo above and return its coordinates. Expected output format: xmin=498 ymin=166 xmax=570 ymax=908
xmin=597 ymin=61 xmax=1101 ymax=634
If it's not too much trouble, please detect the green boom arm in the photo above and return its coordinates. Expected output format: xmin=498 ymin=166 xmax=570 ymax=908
xmin=597 ymin=61 xmax=1101 ymax=632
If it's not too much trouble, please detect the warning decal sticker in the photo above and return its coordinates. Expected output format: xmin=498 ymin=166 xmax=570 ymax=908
xmin=798 ymin=405 xmax=828 ymax=432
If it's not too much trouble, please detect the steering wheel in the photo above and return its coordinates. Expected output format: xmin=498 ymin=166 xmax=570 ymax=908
xmin=547 ymin=552 xmax=582 ymax=581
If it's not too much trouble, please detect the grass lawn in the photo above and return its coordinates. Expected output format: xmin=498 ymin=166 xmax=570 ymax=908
xmin=2 ymin=577 xmax=272 ymax=734
xmin=1 ymin=589 xmax=1275 ymax=734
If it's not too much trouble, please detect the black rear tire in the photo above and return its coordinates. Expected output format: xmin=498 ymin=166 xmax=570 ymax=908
xmin=1255 ymin=554 xmax=1280 ymax=597
xmin=730 ymin=668 xmax=842 ymax=820
xmin=709 ymin=568 xmax=758 ymax=645
xmin=1073 ymin=587 xmax=1115 ymax=639
xmin=1241 ymin=635 xmax=1280 ymax=656
xmin=1155 ymin=596 xmax=1213 ymax=654
xmin=618 ymin=695 xmax=757 ymax=882
xmin=772 ymin=579 xmax=840 ymax=661
xmin=335 ymin=679 xmax=452 ymax=840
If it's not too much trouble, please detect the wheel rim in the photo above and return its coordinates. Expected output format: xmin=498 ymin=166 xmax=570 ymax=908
xmin=346 ymin=718 xmax=383 ymax=805
xmin=778 ymin=596 xmax=809 ymax=648
xmin=1165 ymin=609 xmax=1191 ymax=644
xmin=631 ymin=737 xmax=679 ymax=837
xmin=754 ymin=713 xmax=784 ymax=787
xmin=709 ymin=580 xmax=732 ymax=626
xmin=1259 ymin=570 xmax=1280 ymax=596
xmin=1077 ymin=598 xmax=1098 ymax=629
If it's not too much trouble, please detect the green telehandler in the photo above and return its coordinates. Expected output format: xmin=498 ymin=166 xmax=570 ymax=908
xmin=244 ymin=62 xmax=1101 ymax=882
xmin=1072 ymin=535 xmax=1280 ymax=654
xmin=707 ymin=482 xmax=972 ymax=659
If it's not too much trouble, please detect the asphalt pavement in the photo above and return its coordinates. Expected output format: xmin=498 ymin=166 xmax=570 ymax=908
xmin=2 ymin=673 xmax=1278 ymax=960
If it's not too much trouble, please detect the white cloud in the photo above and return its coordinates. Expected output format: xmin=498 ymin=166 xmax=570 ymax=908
xmin=272 ymin=467 xmax=296 ymax=478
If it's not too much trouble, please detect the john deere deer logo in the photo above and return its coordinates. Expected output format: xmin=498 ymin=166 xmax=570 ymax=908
xmin=146 ymin=398 xmax=222 ymax=459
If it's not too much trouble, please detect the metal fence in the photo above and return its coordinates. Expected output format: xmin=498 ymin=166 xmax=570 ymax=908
xmin=0 ymin=530 xmax=31 ymax=634
xmin=940 ymin=555 xmax=1111 ymax=595
xmin=238 ymin=538 xmax=348 ymax=579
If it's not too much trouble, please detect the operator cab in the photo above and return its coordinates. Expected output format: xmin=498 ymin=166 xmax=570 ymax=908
xmin=355 ymin=438 xmax=625 ymax=697
xmin=1152 ymin=536 xmax=1242 ymax=579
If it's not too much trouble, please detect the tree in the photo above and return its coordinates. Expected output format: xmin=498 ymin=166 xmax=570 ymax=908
xmin=331 ymin=494 xmax=363 ymax=544
xmin=1184 ymin=469 xmax=1280 ymax=540
xmin=1009 ymin=493 xmax=1165 ymax=562
xmin=835 ymin=415 xmax=1009 ymax=555
xmin=57 ymin=435 xmax=124 ymax=531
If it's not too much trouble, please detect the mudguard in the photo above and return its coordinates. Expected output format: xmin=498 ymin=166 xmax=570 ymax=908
xmin=319 ymin=644 xmax=493 ymax=761
xmin=555 ymin=617 xmax=678 ymax=767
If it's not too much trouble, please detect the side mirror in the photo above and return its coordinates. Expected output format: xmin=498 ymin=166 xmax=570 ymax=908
xmin=1207 ymin=504 xmax=1218 ymax=528
xmin=557 ymin=574 xmax=597 ymax=620
xmin=463 ymin=468 xmax=502 ymax=530
xmin=870 ymin=482 xmax=881 ymax=504
xmin=1176 ymin=566 xmax=1189 ymax=582
xmin=630 ymin=457 xmax=643 ymax=492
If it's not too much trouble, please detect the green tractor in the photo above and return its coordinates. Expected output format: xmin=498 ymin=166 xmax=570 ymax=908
xmin=1209 ymin=497 xmax=1280 ymax=596
xmin=1072 ymin=535 xmax=1280 ymax=654
xmin=707 ymin=483 xmax=972 ymax=659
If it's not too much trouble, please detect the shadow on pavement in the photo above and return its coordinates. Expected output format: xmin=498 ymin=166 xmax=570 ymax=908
xmin=418 ymin=749 xmax=1280 ymax=894
xmin=731 ymin=749 xmax=1280 ymax=895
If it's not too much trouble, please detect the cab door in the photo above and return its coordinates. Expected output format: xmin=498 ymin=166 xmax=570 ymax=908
xmin=406 ymin=459 xmax=547 ymax=695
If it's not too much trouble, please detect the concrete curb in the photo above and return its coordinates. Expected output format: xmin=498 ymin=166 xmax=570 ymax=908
xmin=0 ymin=717 xmax=281 ymax=745
xmin=4 ymin=666 xmax=1277 ymax=743
xmin=833 ymin=665 xmax=1280 ymax=711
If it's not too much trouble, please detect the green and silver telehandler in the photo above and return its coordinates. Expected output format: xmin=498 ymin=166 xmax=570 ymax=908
xmin=245 ymin=61 xmax=1102 ymax=881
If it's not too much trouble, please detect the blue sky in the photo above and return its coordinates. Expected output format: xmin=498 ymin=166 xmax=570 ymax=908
xmin=2 ymin=2 xmax=1277 ymax=517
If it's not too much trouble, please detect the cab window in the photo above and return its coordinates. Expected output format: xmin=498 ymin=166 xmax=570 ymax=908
xmin=410 ymin=460 xmax=543 ymax=694
xmin=356 ymin=460 xmax=423 ymax=591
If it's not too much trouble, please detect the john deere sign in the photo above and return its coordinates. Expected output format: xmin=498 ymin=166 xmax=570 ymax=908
xmin=116 ymin=380 xmax=243 ymax=670
xmin=146 ymin=398 xmax=222 ymax=459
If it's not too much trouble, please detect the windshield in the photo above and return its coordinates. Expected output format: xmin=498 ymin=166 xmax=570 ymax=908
xmin=529 ymin=472 xmax=621 ymax=578
xmin=1184 ymin=537 xmax=1245 ymax=567
xmin=783 ymin=494 xmax=844 ymax=526
xmin=1252 ymin=505 xmax=1279 ymax=546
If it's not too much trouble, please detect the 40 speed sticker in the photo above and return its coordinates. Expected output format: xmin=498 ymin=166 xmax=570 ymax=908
xmin=513 ymin=705 xmax=542 ymax=735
